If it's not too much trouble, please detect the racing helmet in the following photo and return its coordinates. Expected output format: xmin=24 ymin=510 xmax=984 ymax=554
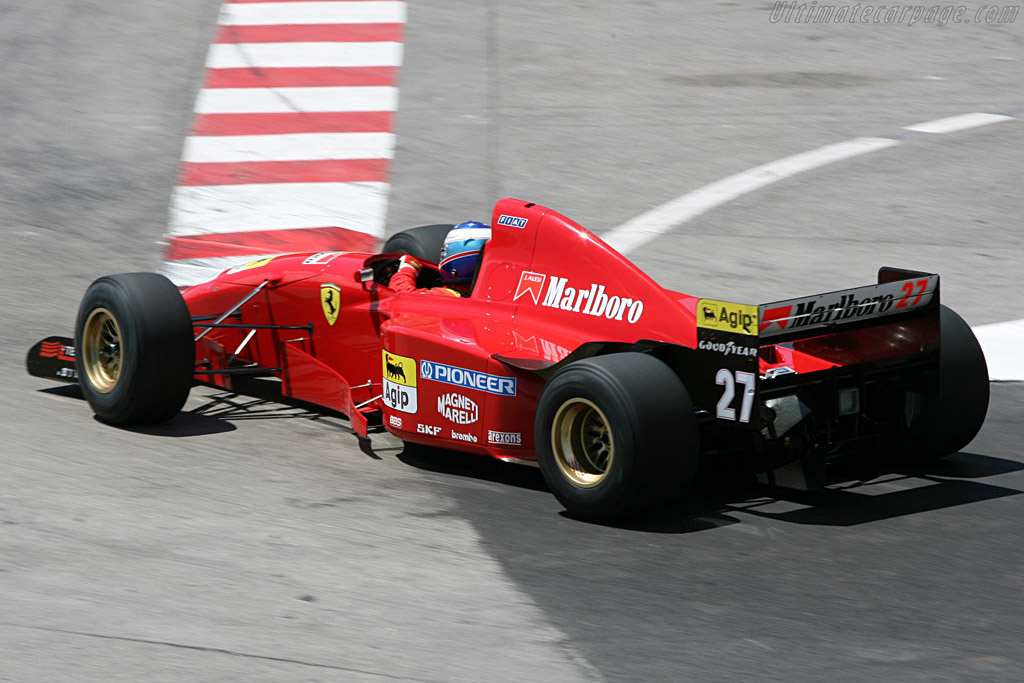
xmin=439 ymin=221 xmax=491 ymax=285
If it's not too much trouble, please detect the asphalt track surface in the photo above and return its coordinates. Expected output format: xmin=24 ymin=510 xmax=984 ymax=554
xmin=2 ymin=2 xmax=1023 ymax=681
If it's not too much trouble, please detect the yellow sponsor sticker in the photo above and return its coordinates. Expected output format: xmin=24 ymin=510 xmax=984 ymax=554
xmin=382 ymin=350 xmax=417 ymax=387
xmin=321 ymin=283 xmax=341 ymax=326
xmin=696 ymin=299 xmax=759 ymax=336
xmin=226 ymin=256 xmax=275 ymax=274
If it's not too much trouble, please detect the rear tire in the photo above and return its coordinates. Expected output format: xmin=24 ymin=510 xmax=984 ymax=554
xmin=904 ymin=305 xmax=989 ymax=461
xmin=534 ymin=353 xmax=699 ymax=522
xmin=75 ymin=273 xmax=193 ymax=425
xmin=382 ymin=224 xmax=454 ymax=263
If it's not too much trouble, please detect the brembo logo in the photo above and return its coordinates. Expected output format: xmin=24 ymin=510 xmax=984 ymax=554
xmin=514 ymin=271 xmax=644 ymax=323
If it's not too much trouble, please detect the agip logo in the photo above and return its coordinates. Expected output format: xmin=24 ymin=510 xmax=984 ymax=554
xmin=382 ymin=351 xmax=418 ymax=414
xmin=697 ymin=299 xmax=758 ymax=336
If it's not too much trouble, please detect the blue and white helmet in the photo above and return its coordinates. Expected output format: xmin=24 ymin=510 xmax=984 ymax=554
xmin=439 ymin=221 xmax=491 ymax=285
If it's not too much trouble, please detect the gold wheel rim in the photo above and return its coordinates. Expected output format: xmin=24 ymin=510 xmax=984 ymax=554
xmin=82 ymin=307 xmax=122 ymax=393
xmin=551 ymin=398 xmax=614 ymax=488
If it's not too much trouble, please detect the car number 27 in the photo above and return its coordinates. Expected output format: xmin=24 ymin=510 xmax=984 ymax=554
xmin=715 ymin=368 xmax=755 ymax=423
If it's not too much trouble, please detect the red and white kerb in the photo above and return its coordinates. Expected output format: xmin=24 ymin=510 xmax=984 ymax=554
xmin=162 ymin=0 xmax=407 ymax=285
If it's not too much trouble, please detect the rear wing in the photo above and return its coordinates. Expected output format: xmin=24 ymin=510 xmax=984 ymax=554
xmin=757 ymin=268 xmax=938 ymax=343
xmin=689 ymin=267 xmax=941 ymax=430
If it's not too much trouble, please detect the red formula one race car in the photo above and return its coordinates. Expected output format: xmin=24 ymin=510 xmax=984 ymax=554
xmin=27 ymin=198 xmax=989 ymax=521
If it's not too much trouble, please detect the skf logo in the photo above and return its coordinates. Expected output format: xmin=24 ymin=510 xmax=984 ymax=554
xmin=382 ymin=351 xmax=417 ymax=387
xmin=497 ymin=214 xmax=528 ymax=228
xmin=321 ymin=283 xmax=341 ymax=326
xmin=417 ymin=424 xmax=442 ymax=436
xmin=382 ymin=350 xmax=418 ymax=414
xmin=697 ymin=299 xmax=758 ymax=336
xmin=514 ymin=271 xmax=546 ymax=305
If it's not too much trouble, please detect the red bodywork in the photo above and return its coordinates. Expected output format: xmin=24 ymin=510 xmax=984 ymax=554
xmin=183 ymin=198 xmax=940 ymax=461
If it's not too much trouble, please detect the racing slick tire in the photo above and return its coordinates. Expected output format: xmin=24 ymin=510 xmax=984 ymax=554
xmin=903 ymin=304 xmax=989 ymax=461
xmin=535 ymin=353 xmax=699 ymax=522
xmin=75 ymin=273 xmax=193 ymax=425
xmin=382 ymin=224 xmax=454 ymax=262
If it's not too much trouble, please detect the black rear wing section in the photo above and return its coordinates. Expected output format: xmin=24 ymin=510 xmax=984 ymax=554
xmin=688 ymin=268 xmax=941 ymax=431
xmin=758 ymin=268 xmax=939 ymax=344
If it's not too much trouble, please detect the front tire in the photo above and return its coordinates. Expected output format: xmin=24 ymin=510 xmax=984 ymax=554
xmin=75 ymin=273 xmax=193 ymax=425
xmin=535 ymin=353 xmax=699 ymax=521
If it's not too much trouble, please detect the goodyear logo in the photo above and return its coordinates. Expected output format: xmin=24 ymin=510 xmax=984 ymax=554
xmin=697 ymin=299 xmax=758 ymax=336
xmin=382 ymin=351 xmax=417 ymax=387
xmin=420 ymin=360 xmax=516 ymax=396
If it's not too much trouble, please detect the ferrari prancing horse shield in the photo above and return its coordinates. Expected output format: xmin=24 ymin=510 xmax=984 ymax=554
xmin=321 ymin=283 xmax=341 ymax=326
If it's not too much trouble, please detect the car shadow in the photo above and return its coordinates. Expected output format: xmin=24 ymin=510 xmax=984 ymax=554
xmin=38 ymin=384 xmax=84 ymax=400
xmin=397 ymin=444 xmax=550 ymax=493
xmin=41 ymin=383 xmax=1022 ymax=528
xmin=40 ymin=383 xmax=238 ymax=436
xmin=724 ymin=451 xmax=1022 ymax=527
xmin=410 ymin=444 xmax=1022 ymax=533
xmin=636 ymin=450 xmax=1024 ymax=532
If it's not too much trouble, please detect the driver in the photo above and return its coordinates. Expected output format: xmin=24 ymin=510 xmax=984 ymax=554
xmin=390 ymin=221 xmax=491 ymax=297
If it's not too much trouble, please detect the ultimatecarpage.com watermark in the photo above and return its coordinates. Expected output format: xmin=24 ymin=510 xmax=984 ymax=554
xmin=769 ymin=3 xmax=1019 ymax=24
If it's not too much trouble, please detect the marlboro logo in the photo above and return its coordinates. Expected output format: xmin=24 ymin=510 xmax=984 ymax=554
xmin=514 ymin=271 xmax=644 ymax=324
xmin=759 ymin=276 xmax=935 ymax=335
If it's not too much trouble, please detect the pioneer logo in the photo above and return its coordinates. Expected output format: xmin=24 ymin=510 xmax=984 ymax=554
xmin=420 ymin=360 xmax=516 ymax=396
xmin=437 ymin=393 xmax=478 ymax=424
xmin=514 ymin=271 xmax=644 ymax=323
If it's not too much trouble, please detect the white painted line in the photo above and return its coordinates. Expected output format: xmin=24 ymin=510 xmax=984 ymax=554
xmin=602 ymin=137 xmax=900 ymax=255
xmin=972 ymin=319 xmax=1024 ymax=382
xmin=183 ymin=132 xmax=396 ymax=163
xmin=219 ymin=1 xmax=407 ymax=26
xmin=903 ymin=112 xmax=1014 ymax=134
xmin=207 ymin=42 xmax=403 ymax=69
xmin=195 ymin=87 xmax=399 ymax=114
xmin=168 ymin=182 xmax=390 ymax=236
